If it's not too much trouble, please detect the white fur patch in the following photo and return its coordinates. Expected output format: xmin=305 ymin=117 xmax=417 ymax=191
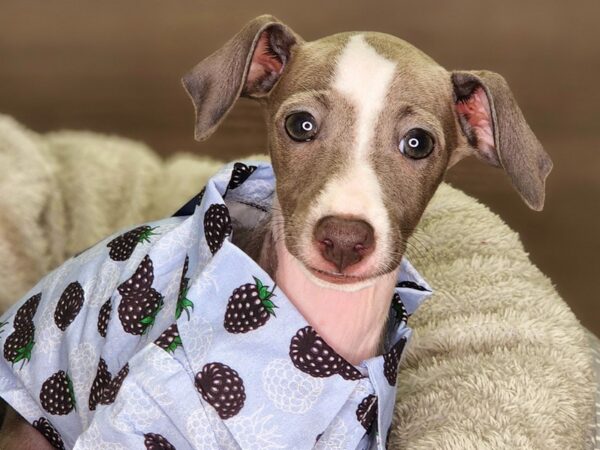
xmin=332 ymin=34 xmax=396 ymax=159
xmin=303 ymin=35 xmax=396 ymax=273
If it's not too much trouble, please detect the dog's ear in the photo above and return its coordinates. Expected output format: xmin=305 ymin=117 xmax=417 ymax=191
xmin=182 ymin=15 xmax=299 ymax=141
xmin=451 ymin=70 xmax=553 ymax=210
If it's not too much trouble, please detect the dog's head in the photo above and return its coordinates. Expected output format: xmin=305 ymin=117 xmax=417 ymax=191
xmin=183 ymin=15 xmax=552 ymax=288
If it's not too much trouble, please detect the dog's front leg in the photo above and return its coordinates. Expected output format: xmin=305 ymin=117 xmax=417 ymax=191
xmin=0 ymin=406 xmax=53 ymax=450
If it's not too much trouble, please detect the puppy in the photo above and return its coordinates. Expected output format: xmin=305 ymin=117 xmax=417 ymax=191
xmin=0 ymin=14 xmax=551 ymax=450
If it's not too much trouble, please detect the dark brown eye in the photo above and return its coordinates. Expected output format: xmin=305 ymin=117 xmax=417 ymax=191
xmin=399 ymin=128 xmax=434 ymax=159
xmin=285 ymin=112 xmax=318 ymax=142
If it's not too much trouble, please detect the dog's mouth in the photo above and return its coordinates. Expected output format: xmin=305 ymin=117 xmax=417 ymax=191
xmin=306 ymin=265 xmax=370 ymax=285
xmin=293 ymin=240 xmax=387 ymax=288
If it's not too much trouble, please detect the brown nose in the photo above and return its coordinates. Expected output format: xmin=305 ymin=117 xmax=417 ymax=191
xmin=313 ymin=216 xmax=375 ymax=272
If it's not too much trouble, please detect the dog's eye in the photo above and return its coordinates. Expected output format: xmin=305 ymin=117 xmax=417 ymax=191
xmin=285 ymin=112 xmax=318 ymax=142
xmin=399 ymin=129 xmax=434 ymax=159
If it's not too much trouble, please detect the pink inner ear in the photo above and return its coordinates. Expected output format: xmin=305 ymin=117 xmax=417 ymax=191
xmin=246 ymin=31 xmax=284 ymax=88
xmin=455 ymin=86 xmax=496 ymax=155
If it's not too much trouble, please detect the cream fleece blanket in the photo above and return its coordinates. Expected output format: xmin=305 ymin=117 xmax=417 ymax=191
xmin=0 ymin=114 xmax=596 ymax=449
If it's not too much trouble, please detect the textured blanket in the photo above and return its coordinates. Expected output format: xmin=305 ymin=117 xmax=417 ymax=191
xmin=0 ymin=114 xmax=596 ymax=448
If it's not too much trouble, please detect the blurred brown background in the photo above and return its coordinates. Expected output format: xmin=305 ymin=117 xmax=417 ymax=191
xmin=1 ymin=0 xmax=598 ymax=334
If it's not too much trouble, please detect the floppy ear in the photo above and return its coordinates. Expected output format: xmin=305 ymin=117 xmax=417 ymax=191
xmin=451 ymin=70 xmax=553 ymax=210
xmin=182 ymin=15 xmax=300 ymax=141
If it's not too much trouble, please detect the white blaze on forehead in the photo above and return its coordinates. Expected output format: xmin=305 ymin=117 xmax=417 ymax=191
xmin=303 ymin=34 xmax=397 ymax=271
xmin=333 ymin=34 xmax=397 ymax=158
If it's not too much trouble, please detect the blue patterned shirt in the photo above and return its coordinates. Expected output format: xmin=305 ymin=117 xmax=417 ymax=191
xmin=0 ymin=162 xmax=431 ymax=449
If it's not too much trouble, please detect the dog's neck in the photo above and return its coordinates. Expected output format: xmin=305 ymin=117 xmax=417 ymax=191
xmin=258 ymin=211 xmax=399 ymax=365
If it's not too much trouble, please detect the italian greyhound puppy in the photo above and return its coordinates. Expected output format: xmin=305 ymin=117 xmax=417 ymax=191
xmin=183 ymin=15 xmax=551 ymax=365
xmin=0 ymin=14 xmax=551 ymax=449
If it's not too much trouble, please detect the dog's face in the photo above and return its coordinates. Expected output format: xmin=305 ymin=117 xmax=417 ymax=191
xmin=183 ymin=15 xmax=552 ymax=288
xmin=265 ymin=33 xmax=455 ymax=285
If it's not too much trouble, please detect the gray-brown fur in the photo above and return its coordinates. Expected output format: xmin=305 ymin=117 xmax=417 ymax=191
xmin=182 ymin=16 xmax=551 ymax=277
xmin=452 ymin=70 xmax=552 ymax=210
xmin=182 ymin=15 xmax=299 ymax=140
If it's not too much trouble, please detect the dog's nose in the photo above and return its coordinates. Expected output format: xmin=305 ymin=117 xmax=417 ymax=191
xmin=313 ymin=216 xmax=375 ymax=272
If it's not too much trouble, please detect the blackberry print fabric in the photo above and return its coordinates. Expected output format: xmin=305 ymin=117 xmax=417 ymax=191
xmin=0 ymin=162 xmax=431 ymax=449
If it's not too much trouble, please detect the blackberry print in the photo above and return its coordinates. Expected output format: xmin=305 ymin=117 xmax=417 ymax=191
xmin=195 ymin=362 xmax=246 ymax=419
xmin=3 ymin=293 xmax=43 ymax=366
xmin=32 ymin=417 xmax=65 ymax=449
xmin=289 ymin=326 xmax=364 ymax=380
xmin=89 ymin=357 xmax=111 ymax=411
xmin=154 ymin=323 xmax=182 ymax=354
xmin=54 ymin=282 xmax=85 ymax=331
xmin=3 ymin=321 xmax=35 ymax=366
xmin=101 ymin=363 xmax=129 ymax=406
xmin=226 ymin=162 xmax=257 ymax=192
xmin=117 ymin=256 xmax=164 ymax=335
xmin=383 ymin=337 xmax=407 ymax=386
xmin=204 ymin=204 xmax=232 ymax=254
xmin=391 ymin=293 xmax=409 ymax=326
xmin=117 ymin=255 xmax=155 ymax=298
xmin=144 ymin=432 xmax=177 ymax=450
xmin=39 ymin=371 xmax=76 ymax=415
xmin=175 ymin=255 xmax=193 ymax=320
xmin=97 ymin=298 xmax=112 ymax=337
xmin=107 ymin=226 xmax=159 ymax=262
xmin=13 ymin=293 xmax=42 ymax=329
xmin=224 ymin=277 xmax=277 ymax=333
xmin=356 ymin=394 xmax=378 ymax=432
